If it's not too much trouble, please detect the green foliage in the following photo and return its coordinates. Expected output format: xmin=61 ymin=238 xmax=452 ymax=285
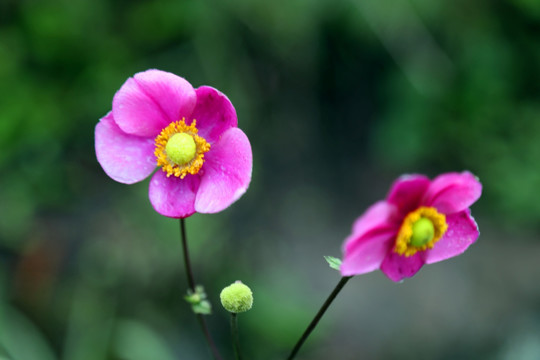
xmin=112 ymin=320 xmax=176 ymax=360
xmin=0 ymin=306 xmax=57 ymax=360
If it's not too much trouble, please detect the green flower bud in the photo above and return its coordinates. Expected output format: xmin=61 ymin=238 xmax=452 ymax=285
xmin=220 ymin=281 xmax=253 ymax=313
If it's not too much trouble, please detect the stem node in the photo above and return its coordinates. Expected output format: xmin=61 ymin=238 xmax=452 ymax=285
xmin=179 ymin=219 xmax=223 ymax=360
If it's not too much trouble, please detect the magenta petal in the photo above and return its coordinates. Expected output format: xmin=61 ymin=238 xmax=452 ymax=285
xmin=341 ymin=231 xmax=395 ymax=276
xmin=190 ymin=86 xmax=238 ymax=144
xmin=387 ymin=174 xmax=430 ymax=215
xmin=195 ymin=128 xmax=252 ymax=214
xmin=345 ymin=201 xmax=399 ymax=254
xmin=380 ymin=252 xmax=425 ymax=282
xmin=95 ymin=112 xmax=156 ymax=184
xmin=424 ymin=210 xmax=479 ymax=264
xmin=422 ymin=171 xmax=482 ymax=214
xmin=113 ymin=69 xmax=196 ymax=137
xmin=149 ymin=171 xmax=201 ymax=218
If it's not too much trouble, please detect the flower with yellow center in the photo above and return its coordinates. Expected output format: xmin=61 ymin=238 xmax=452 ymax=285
xmin=394 ymin=207 xmax=448 ymax=257
xmin=154 ymin=119 xmax=211 ymax=179
xmin=95 ymin=70 xmax=253 ymax=219
xmin=340 ymin=173 xmax=481 ymax=282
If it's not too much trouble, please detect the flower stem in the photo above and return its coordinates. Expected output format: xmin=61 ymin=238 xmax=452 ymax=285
xmin=231 ymin=313 xmax=242 ymax=360
xmin=286 ymin=276 xmax=353 ymax=360
xmin=179 ymin=218 xmax=223 ymax=360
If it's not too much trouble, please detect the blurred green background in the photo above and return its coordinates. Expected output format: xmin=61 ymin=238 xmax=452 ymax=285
xmin=1 ymin=0 xmax=540 ymax=359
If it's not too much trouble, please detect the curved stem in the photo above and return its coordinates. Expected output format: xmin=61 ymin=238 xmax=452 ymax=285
xmin=231 ymin=313 xmax=242 ymax=360
xmin=179 ymin=218 xmax=223 ymax=360
xmin=286 ymin=276 xmax=353 ymax=360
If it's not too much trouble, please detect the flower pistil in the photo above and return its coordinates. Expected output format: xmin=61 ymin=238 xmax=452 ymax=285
xmin=155 ymin=119 xmax=211 ymax=178
xmin=394 ymin=207 xmax=448 ymax=257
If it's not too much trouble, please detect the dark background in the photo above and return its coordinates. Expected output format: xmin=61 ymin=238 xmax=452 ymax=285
xmin=1 ymin=0 xmax=540 ymax=359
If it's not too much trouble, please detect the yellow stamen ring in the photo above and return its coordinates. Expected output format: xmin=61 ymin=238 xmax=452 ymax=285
xmin=154 ymin=119 xmax=211 ymax=179
xmin=394 ymin=207 xmax=448 ymax=257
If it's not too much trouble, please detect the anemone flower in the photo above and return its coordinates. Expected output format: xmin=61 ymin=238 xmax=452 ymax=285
xmin=341 ymin=172 xmax=481 ymax=281
xmin=95 ymin=69 xmax=252 ymax=218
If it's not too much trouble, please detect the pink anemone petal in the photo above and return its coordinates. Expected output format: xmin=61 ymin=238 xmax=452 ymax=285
xmin=149 ymin=171 xmax=201 ymax=218
xmin=113 ymin=69 xmax=196 ymax=137
xmin=380 ymin=252 xmax=425 ymax=282
xmin=95 ymin=112 xmax=156 ymax=184
xmin=341 ymin=231 xmax=396 ymax=277
xmin=194 ymin=128 xmax=252 ymax=214
xmin=424 ymin=209 xmax=479 ymax=264
xmin=422 ymin=171 xmax=482 ymax=214
xmin=387 ymin=174 xmax=431 ymax=215
xmin=345 ymin=201 xmax=399 ymax=254
xmin=190 ymin=86 xmax=238 ymax=144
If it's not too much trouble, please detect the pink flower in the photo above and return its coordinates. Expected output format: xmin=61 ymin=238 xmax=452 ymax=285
xmin=95 ymin=69 xmax=252 ymax=218
xmin=341 ymin=172 xmax=481 ymax=282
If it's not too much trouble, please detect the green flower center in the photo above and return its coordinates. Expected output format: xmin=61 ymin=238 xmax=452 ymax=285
xmin=410 ymin=217 xmax=435 ymax=247
xmin=394 ymin=207 xmax=448 ymax=257
xmin=165 ymin=132 xmax=196 ymax=165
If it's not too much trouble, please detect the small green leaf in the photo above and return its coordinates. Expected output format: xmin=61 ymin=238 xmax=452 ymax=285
xmin=324 ymin=256 xmax=342 ymax=271
xmin=184 ymin=292 xmax=202 ymax=304
xmin=192 ymin=300 xmax=212 ymax=315
xmin=184 ymin=285 xmax=212 ymax=315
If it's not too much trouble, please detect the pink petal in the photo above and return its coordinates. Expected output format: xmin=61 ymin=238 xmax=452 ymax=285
xmin=424 ymin=209 xmax=479 ymax=264
xmin=194 ymin=128 xmax=252 ymax=214
xmin=422 ymin=171 xmax=482 ymax=214
xmin=190 ymin=86 xmax=238 ymax=144
xmin=149 ymin=171 xmax=201 ymax=218
xmin=95 ymin=112 xmax=156 ymax=184
xmin=341 ymin=230 xmax=396 ymax=277
xmin=345 ymin=201 xmax=399 ymax=254
xmin=380 ymin=252 xmax=425 ymax=282
xmin=112 ymin=69 xmax=196 ymax=137
xmin=386 ymin=174 xmax=430 ymax=215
